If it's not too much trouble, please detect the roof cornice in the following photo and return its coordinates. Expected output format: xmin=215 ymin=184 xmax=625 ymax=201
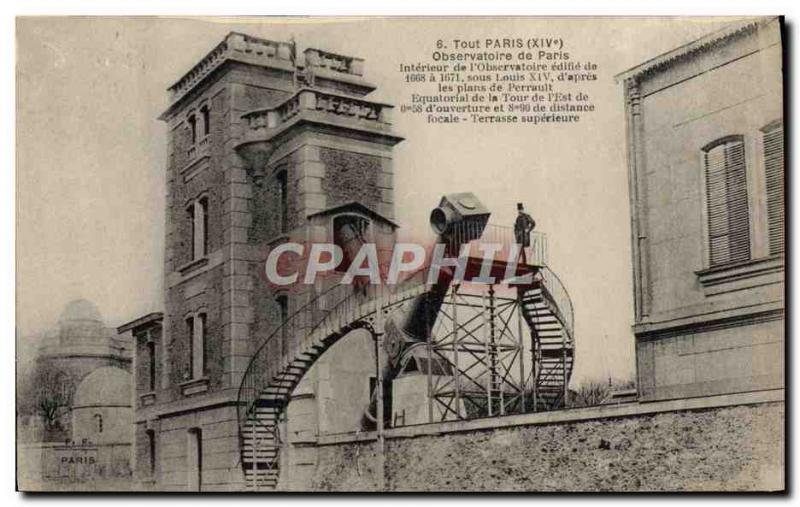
xmin=615 ymin=17 xmax=777 ymax=83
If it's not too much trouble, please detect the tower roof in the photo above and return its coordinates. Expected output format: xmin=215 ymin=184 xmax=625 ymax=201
xmin=159 ymin=32 xmax=376 ymax=122
xmin=58 ymin=299 xmax=103 ymax=325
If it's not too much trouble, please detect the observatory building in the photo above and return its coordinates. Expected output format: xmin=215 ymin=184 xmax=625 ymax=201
xmin=24 ymin=299 xmax=133 ymax=443
xmin=122 ymin=32 xmax=575 ymax=492
xmin=17 ymin=299 xmax=134 ymax=485
xmin=122 ymin=33 xmax=404 ymax=491
xmin=618 ymin=18 xmax=784 ymax=402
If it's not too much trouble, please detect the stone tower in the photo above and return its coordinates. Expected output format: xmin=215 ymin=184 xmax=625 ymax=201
xmin=134 ymin=32 xmax=402 ymax=491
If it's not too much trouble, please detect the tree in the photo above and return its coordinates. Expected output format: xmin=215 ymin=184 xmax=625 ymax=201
xmin=22 ymin=368 xmax=75 ymax=431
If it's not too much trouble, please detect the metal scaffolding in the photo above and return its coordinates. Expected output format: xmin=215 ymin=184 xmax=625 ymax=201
xmin=422 ymin=284 xmax=531 ymax=421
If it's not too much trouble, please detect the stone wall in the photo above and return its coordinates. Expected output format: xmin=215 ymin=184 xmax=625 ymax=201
xmin=133 ymin=422 xmax=152 ymax=482
xmin=319 ymin=147 xmax=383 ymax=210
xmin=155 ymin=405 xmax=243 ymax=491
xmin=18 ymin=442 xmax=133 ymax=491
xmin=310 ymin=399 xmax=784 ymax=492
xmin=637 ymin=317 xmax=784 ymax=401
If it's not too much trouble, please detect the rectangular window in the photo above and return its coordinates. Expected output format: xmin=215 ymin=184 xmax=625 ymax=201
xmin=147 ymin=341 xmax=156 ymax=392
xmin=763 ymin=123 xmax=784 ymax=256
xmin=199 ymin=197 xmax=208 ymax=257
xmin=192 ymin=314 xmax=206 ymax=380
xmin=188 ymin=114 xmax=197 ymax=144
xmin=200 ymin=105 xmax=210 ymax=137
xmin=277 ymin=170 xmax=288 ymax=234
xmin=187 ymin=205 xmax=195 ymax=261
xmin=186 ymin=316 xmax=194 ymax=379
xmin=276 ymin=295 xmax=288 ymax=353
xmin=188 ymin=198 xmax=209 ymax=261
xmin=146 ymin=429 xmax=156 ymax=477
xmin=704 ymin=138 xmax=751 ymax=267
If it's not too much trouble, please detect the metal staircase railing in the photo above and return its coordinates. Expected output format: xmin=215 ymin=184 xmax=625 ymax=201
xmin=518 ymin=264 xmax=575 ymax=411
xmin=536 ymin=266 xmax=574 ymax=341
xmin=237 ymin=281 xmax=352 ymax=431
xmin=236 ymin=232 xmax=577 ymax=487
xmin=236 ymin=271 xmax=430 ymax=456
xmin=446 ymin=223 xmax=548 ymax=267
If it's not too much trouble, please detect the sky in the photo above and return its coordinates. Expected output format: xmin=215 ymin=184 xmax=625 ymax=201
xmin=16 ymin=16 xmax=744 ymax=384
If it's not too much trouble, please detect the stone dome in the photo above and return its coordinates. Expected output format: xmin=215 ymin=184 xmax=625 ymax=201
xmin=59 ymin=299 xmax=103 ymax=325
xmin=54 ymin=299 xmax=106 ymax=345
xmin=72 ymin=367 xmax=131 ymax=408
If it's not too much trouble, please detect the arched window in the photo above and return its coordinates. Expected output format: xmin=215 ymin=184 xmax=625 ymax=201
xmin=333 ymin=215 xmax=370 ymax=272
xmin=94 ymin=414 xmax=103 ymax=433
xmin=762 ymin=121 xmax=784 ymax=256
xmin=703 ymin=136 xmax=750 ymax=267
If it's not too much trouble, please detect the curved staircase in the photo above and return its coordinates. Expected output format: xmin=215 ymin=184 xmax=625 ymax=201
xmin=237 ymin=264 xmax=575 ymax=490
xmin=520 ymin=266 xmax=575 ymax=411
xmin=237 ymin=276 xmax=427 ymax=489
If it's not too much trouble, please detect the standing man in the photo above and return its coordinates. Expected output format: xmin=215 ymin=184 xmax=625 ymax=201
xmin=514 ymin=203 xmax=536 ymax=264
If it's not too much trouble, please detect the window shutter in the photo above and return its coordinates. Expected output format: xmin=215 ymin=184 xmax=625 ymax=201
xmin=763 ymin=124 xmax=784 ymax=256
xmin=705 ymin=139 xmax=750 ymax=266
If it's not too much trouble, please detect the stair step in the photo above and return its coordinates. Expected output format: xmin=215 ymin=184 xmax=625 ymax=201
xmin=243 ymin=462 xmax=281 ymax=471
xmin=535 ymin=333 xmax=563 ymax=340
xmin=522 ymin=305 xmax=549 ymax=312
xmin=242 ymin=430 xmax=278 ymax=436
xmin=533 ymin=328 xmax=562 ymax=335
xmin=255 ymin=398 xmax=284 ymax=408
xmin=532 ymin=318 xmax=560 ymax=325
xmin=263 ymin=386 xmax=292 ymax=394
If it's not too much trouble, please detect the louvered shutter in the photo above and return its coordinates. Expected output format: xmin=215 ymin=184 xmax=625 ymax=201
xmin=705 ymin=139 xmax=751 ymax=267
xmin=763 ymin=124 xmax=784 ymax=256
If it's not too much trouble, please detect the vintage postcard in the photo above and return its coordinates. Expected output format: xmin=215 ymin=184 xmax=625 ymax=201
xmin=15 ymin=16 xmax=785 ymax=492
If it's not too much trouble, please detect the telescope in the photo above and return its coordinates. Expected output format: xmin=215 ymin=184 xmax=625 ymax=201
xmin=364 ymin=192 xmax=490 ymax=426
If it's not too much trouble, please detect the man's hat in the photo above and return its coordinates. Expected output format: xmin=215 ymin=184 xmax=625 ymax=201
xmin=517 ymin=202 xmax=524 ymax=210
